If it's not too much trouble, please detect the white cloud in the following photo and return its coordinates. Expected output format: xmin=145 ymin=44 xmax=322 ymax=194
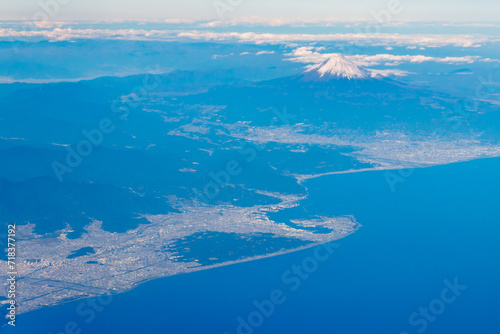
xmin=285 ymin=47 xmax=490 ymax=66
xmin=176 ymin=31 xmax=494 ymax=48
xmin=1 ymin=28 xmax=496 ymax=48
xmin=369 ymin=69 xmax=416 ymax=77
xmin=239 ymin=50 xmax=275 ymax=56
xmin=212 ymin=53 xmax=234 ymax=59
xmin=349 ymin=54 xmax=483 ymax=66
xmin=255 ymin=50 xmax=275 ymax=55
xmin=481 ymin=58 xmax=500 ymax=63
xmin=0 ymin=76 xmax=15 ymax=84
xmin=0 ymin=27 xmax=178 ymax=42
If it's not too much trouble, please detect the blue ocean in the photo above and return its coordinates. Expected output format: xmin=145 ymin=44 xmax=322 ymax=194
xmin=5 ymin=157 xmax=500 ymax=334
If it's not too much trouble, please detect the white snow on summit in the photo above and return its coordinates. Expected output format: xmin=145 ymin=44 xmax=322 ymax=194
xmin=303 ymin=54 xmax=370 ymax=80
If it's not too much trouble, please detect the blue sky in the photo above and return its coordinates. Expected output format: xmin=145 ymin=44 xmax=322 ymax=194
xmin=1 ymin=0 xmax=499 ymax=22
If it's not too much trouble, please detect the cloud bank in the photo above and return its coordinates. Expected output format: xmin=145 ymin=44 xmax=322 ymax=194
xmin=286 ymin=46 xmax=498 ymax=67
xmin=1 ymin=27 xmax=498 ymax=48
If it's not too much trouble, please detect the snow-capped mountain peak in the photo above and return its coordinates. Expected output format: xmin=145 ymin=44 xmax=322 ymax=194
xmin=303 ymin=54 xmax=370 ymax=80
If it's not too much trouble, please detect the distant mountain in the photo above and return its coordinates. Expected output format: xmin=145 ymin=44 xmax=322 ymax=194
xmin=181 ymin=54 xmax=443 ymax=129
xmin=299 ymin=54 xmax=371 ymax=81
xmin=280 ymin=53 xmax=406 ymax=96
xmin=173 ymin=54 xmax=498 ymax=136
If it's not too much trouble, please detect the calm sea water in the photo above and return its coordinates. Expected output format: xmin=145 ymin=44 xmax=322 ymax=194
xmin=4 ymin=157 xmax=500 ymax=333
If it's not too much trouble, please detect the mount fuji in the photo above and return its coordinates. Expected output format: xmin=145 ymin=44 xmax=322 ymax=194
xmin=179 ymin=53 xmax=452 ymax=130
xmin=300 ymin=54 xmax=372 ymax=81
